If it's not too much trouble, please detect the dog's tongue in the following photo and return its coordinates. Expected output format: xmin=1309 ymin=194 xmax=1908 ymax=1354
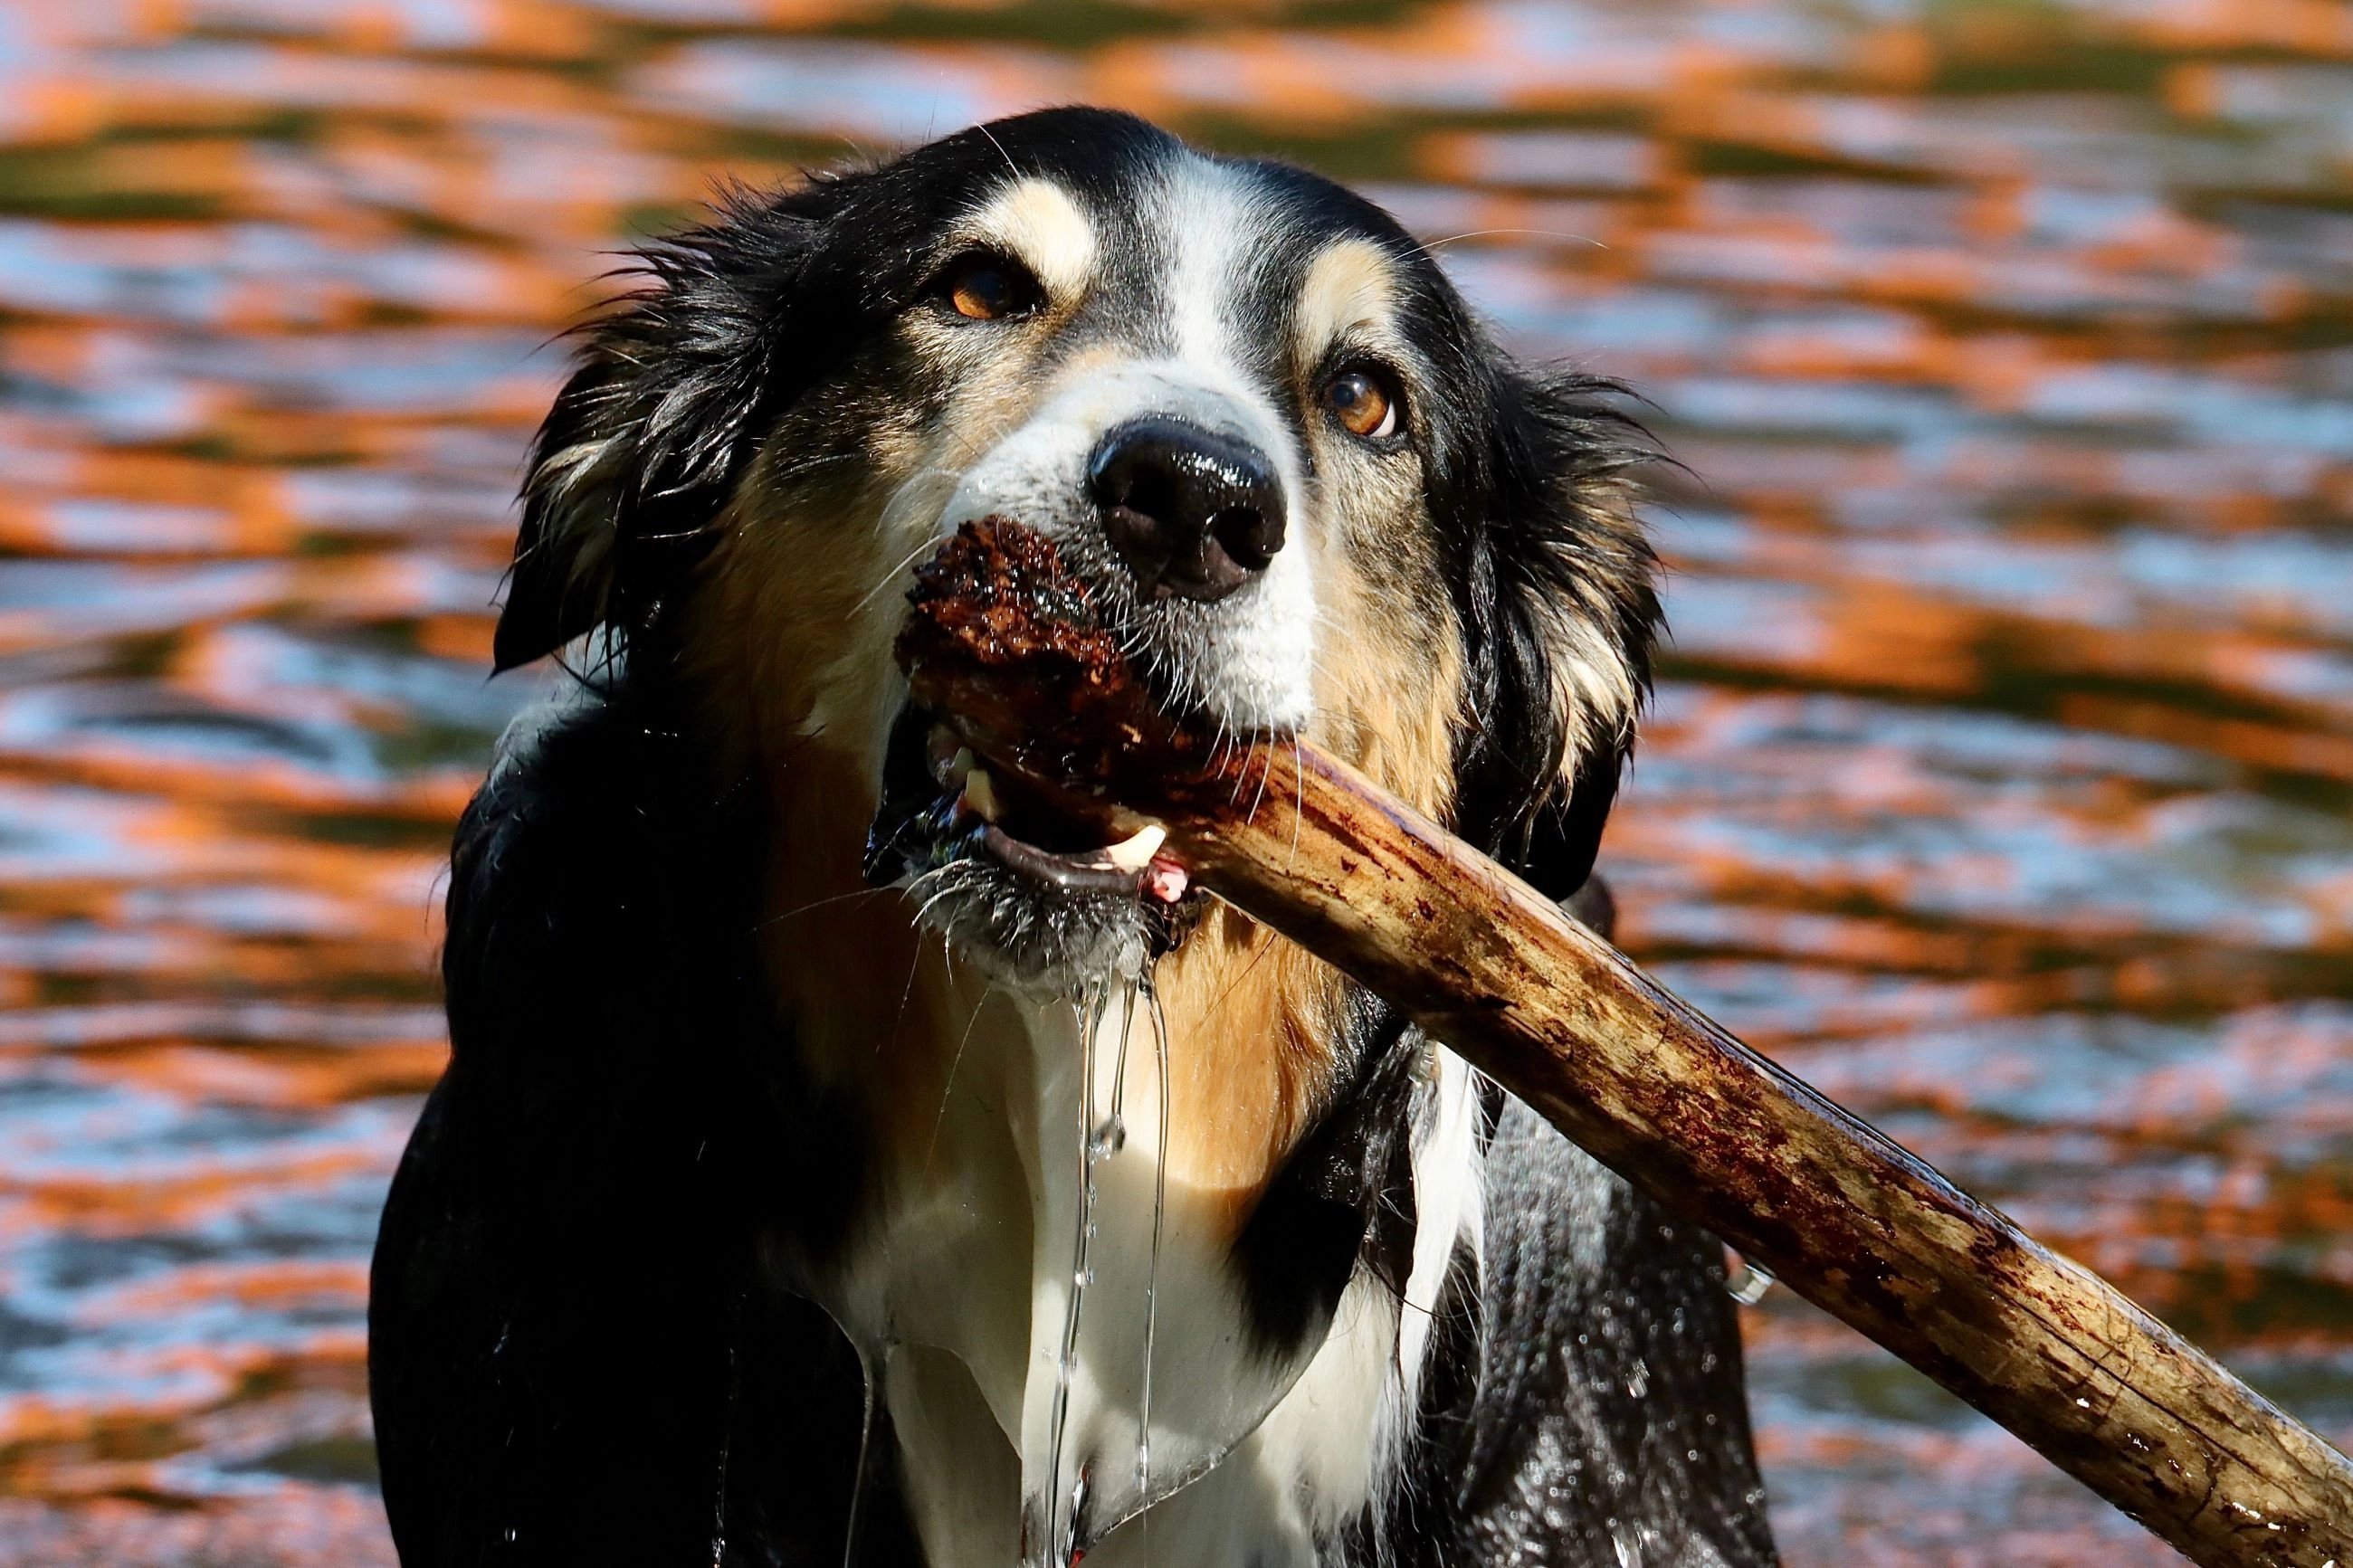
xmin=1144 ymin=857 xmax=1188 ymax=902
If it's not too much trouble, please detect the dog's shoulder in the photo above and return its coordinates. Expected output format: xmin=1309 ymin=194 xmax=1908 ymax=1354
xmin=440 ymin=670 xmax=764 ymax=1051
xmin=443 ymin=674 xmax=657 ymax=1006
xmin=1389 ymin=1095 xmax=1777 ymax=1568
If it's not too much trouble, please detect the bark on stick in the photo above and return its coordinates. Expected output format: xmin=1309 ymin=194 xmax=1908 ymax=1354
xmin=899 ymin=518 xmax=2353 ymax=1568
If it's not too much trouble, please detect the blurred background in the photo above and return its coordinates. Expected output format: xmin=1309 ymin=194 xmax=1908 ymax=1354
xmin=0 ymin=0 xmax=2348 ymax=1563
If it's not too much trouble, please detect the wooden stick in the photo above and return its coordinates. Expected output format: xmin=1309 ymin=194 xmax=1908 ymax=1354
xmin=1143 ymin=740 xmax=2353 ymax=1568
xmin=898 ymin=518 xmax=2353 ymax=1568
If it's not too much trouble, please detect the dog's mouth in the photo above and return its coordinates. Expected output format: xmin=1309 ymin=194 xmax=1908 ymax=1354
xmin=863 ymin=700 xmax=1192 ymax=913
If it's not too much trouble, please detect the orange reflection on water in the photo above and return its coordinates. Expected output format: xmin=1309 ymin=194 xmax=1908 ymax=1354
xmin=0 ymin=2 xmax=2348 ymax=1564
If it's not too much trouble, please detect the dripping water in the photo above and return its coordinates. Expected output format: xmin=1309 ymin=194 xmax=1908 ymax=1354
xmin=1043 ymin=979 xmax=1119 ymax=1567
xmin=1139 ymin=969 xmax=1172 ymax=1518
xmin=843 ymin=1342 xmax=881 ymax=1568
xmin=1040 ymin=972 xmax=1172 ymax=1564
xmin=1103 ymin=979 xmax=1137 ymax=1155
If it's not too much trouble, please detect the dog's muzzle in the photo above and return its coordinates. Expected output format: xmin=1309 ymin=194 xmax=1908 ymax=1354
xmin=858 ymin=397 xmax=1300 ymax=977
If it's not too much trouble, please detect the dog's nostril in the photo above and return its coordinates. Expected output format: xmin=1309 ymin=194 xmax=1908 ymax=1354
xmin=1086 ymin=417 xmax=1286 ymax=604
xmin=1210 ymin=505 xmax=1281 ymax=573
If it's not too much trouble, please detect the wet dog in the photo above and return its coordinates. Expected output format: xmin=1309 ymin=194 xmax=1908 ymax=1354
xmin=368 ymin=107 xmax=1776 ymax=1568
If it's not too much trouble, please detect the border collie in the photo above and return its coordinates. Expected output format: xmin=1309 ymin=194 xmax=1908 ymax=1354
xmin=369 ymin=107 xmax=1775 ymax=1568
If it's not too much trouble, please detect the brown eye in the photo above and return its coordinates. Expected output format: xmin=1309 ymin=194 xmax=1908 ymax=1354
xmin=940 ymin=252 xmax=1038 ymax=321
xmin=1322 ymin=366 xmax=1399 ymax=441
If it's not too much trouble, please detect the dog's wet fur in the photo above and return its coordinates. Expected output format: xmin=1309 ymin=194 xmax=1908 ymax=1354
xmin=369 ymin=108 xmax=1776 ymax=1567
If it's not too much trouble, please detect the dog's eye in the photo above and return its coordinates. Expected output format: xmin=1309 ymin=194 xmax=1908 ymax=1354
xmin=1321 ymin=366 xmax=1400 ymax=442
xmin=938 ymin=252 xmax=1041 ymax=321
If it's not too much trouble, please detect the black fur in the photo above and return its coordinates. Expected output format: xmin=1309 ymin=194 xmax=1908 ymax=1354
xmin=1392 ymin=1100 xmax=1774 ymax=1568
xmin=369 ymin=672 xmax=920 ymax=1566
xmin=373 ymin=107 xmax=1771 ymax=1567
xmin=1228 ymin=995 xmax=1423 ymax=1360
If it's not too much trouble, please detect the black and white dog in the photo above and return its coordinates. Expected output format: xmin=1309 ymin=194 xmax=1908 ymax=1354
xmin=369 ymin=107 xmax=1775 ymax=1568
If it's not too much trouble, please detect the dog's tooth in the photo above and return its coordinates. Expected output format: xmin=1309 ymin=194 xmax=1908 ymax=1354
xmin=931 ymin=745 xmax=976 ymax=790
xmin=1101 ymin=823 xmax=1166 ymax=873
xmin=929 ymin=728 xmax=968 ymax=786
xmin=962 ymin=768 xmax=1000 ymax=822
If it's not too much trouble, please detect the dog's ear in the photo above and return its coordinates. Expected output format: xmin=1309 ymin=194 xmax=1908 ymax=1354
xmin=1445 ymin=364 xmax=1660 ymax=903
xmin=494 ymin=192 xmax=831 ymax=672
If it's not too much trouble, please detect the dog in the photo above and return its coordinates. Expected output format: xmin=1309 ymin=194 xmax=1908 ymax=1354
xmin=368 ymin=107 xmax=1776 ymax=1568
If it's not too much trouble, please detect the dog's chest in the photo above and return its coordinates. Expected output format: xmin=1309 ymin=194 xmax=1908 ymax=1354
xmin=817 ymin=977 xmax=1477 ymax=1566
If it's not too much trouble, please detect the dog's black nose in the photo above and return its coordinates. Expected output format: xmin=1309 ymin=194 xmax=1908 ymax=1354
xmin=1086 ymin=418 xmax=1286 ymax=603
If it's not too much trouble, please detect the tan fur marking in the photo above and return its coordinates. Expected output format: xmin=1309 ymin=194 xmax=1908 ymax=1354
xmin=1293 ymin=238 xmax=1398 ymax=366
xmin=1149 ymin=906 xmax=1345 ymax=1209
xmin=756 ymin=741 xmax=951 ymax=1104
xmin=1310 ymin=554 xmax=1464 ymax=821
xmin=966 ymin=177 xmax=1097 ymax=302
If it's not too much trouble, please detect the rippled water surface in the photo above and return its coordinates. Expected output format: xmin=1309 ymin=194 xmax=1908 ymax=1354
xmin=1 ymin=1 xmax=2349 ymax=1563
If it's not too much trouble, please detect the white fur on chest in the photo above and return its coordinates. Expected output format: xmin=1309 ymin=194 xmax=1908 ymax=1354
xmin=820 ymin=973 xmax=1485 ymax=1568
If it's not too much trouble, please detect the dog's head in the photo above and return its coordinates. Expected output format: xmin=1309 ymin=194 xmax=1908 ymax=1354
xmin=496 ymin=107 xmax=1658 ymax=987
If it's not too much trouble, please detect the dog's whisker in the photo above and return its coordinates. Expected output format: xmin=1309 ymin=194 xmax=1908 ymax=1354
xmin=750 ymin=884 xmax=897 ymax=932
xmin=924 ymin=980 xmax=999 ymax=1173
xmin=975 ymin=119 xmax=1021 ymax=181
xmin=910 ymin=880 xmax=967 ymax=929
xmin=851 ymin=535 xmax=951 ymax=615
xmin=881 ymin=926 xmax=926 ymax=1056
xmin=1290 ymin=729 xmax=1307 ymax=870
xmin=1244 ymin=739 xmax=1273 ymax=825
xmin=1398 ymin=228 xmax=1606 ymax=267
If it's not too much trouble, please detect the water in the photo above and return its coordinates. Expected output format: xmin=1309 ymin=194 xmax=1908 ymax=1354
xmin=0 ymin=2 xmax=2348 ymax=1563
xmin=1041 ymin=981 xmax=1113 ymax=1568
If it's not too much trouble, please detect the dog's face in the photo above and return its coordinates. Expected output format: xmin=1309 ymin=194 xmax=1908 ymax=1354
xmin=495 ymin=109 xmax=1657 ymax=987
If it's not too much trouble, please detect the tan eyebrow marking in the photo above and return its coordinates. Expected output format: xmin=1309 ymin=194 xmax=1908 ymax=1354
xmin=964 ymin=176 xmax=1097 ymax=300
xmin=1294 ymin=237 xmax=1399 ymax=362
